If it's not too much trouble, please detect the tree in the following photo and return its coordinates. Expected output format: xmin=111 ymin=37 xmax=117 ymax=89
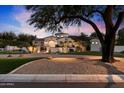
xmin=90 ymin=32 xmax=98 ymax=38
xmin=69 ymin=32 xmax=89 ymax=42
xmin=80 ymin=32 xmax=90 ymax=41
xmin=0 ymin=32 xmax=17 ymax=47
xmin=117 ymin=28 xmax=124 ymax=45
xmin=17 ymin=34 xmax=36 ymax=48
xmin=90 ymin=32 xmax=105 ymax=39
xmin=2 ymin=32 xmax=17 ymax=40
xmin=26 ymin=5 xmax=124 ymax=62
xmin=0 ymin=32 xmax=36 ymax=48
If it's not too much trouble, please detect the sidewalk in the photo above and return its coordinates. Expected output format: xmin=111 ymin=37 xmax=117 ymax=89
xmin=0 ymin=74 xmax=124 ymax=88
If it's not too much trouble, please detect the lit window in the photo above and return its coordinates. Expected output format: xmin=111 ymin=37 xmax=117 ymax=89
xmin=44 ymin=42 xmax=48 ymax=45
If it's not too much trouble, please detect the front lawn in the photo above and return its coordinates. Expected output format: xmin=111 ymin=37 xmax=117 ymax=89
xmin=0 ymin=57 xmax=42 ymax=74
xmin=61 ymin=52 xmax=124 ymax=57
xmin=62 ymin=52 xmax=101 ymax=56
xmin=0 ymin=50 xmax=29 ymax=54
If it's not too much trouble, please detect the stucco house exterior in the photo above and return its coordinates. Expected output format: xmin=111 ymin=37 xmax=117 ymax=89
xmin=33 ymin=32 xmax=86 ymax=53
xmin=90 ymin=39 xmax=101 ymax=52
xmin=29 ymin=39 xmax=45 ymax=53
xmin=90 ymin=38 xmax=124 ymax=52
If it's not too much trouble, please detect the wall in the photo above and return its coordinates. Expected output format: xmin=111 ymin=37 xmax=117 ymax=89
xmin=90 ymin=45 xmax=124 ymax=52
xmin=114 ymin=46 xmax=124 ymax=52
xmin=90 ymin=44 xmax=101 ymax=52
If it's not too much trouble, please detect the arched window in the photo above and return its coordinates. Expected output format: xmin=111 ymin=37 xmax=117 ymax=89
xmin=48 ymin=40 xmax=56 ymax=47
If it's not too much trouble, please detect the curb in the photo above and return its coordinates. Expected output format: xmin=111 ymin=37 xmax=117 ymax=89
xmin=1 ymin=74 xmax=124 ymax=83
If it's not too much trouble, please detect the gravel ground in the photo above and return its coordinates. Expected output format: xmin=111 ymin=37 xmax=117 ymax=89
xmin=10 ymin=57 xmax=124 ymax=74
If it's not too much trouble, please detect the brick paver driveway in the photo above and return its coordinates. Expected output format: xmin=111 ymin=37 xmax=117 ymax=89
xmin=10 ymin=56 xmax=124 ymax=74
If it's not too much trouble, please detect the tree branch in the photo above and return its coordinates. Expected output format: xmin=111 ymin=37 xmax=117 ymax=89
xmin=55 ymin=15 xmax=104 ymax=43
xmin=85 ymin=10 xmax=103 ymax=17
xmin=113 ymin=11 xmax=124 ymax=32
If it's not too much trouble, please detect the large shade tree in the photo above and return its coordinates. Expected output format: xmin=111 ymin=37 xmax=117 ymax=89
xmin=0 ymin=32 xmax=17 ymax=47
xmin=26 ymin=5 xmax=124 ymax=62
xmin=117 ymin=28 xmax=124 ymax=45
xmin=90 ymin=32 xmax=98 ymax=38
xmin=0 ymin=32 xmax=36 ymax=48
xmin=17 ymin=34 xmax=36 ymax=48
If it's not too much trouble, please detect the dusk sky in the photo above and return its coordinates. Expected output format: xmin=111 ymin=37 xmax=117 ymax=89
xmin=0 ymin=5 xmax=106 ymax=38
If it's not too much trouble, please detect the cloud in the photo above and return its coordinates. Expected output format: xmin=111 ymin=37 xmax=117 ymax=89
xmin=0 ymin=24 xmax=20 ymax=34
xmin=13 ymin=6 xmax=52 ymax=38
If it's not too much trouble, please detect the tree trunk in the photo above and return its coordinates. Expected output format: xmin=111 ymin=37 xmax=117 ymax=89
xmin=101 ymin=33 xmax=116 ymax=62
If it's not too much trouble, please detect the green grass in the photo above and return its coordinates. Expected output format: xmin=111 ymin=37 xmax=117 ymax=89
xmin=61 ymin=52 xmax=124 ymax=57
xmin=60 ymin=52 xmax=101 ymax=56
xmin=0 ymin=57 xmax=42 ymax=74
xmin=0 ymin=50 xmax=28 ymax=54
xmin=114 ymin=52 xmax=124 ymax=57
xmin=64 ymin=52 xmax=101 ymax=55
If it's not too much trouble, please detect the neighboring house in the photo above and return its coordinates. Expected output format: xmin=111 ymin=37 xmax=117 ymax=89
xmin=0 ymin=48 xmax=4 ymax=51
xmin=90 ymin=38 xmax=124 ymax=52
xmin=5 ymin=45 xmax=20 ymax=51
xmin=33 ymin=32 xmax=86 ymax=53
xmin=90 ymin=39 xmax=101 ymax=52
xmin=0 ymin=45 xmax=29 ymax=53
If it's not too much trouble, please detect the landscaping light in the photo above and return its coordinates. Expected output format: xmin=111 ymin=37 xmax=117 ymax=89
xmin=50 ymin=58 xmax=78 ymax=62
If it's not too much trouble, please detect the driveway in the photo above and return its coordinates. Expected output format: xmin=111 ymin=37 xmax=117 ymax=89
xmin=10 ymin=56 xmax=124 ymax=74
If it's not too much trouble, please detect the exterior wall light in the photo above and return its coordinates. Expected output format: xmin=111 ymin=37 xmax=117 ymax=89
xmin=92 ymin=42 xmax=95 ymax=44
